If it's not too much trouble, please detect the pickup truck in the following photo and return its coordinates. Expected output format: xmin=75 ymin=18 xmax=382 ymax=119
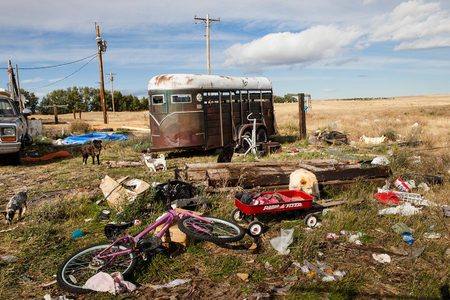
xmin=0 ymin=91 xmax=32 ymax=163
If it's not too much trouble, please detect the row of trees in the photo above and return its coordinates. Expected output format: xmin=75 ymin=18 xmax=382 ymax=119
xmin=22 ymin=87 xmax=297 ymax=114
xmin=22 ymin=87 xmax=148 ymax=114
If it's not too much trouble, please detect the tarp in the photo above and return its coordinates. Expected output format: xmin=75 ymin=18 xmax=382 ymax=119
xmin=62 ymin=133 xmax=128 ymax=145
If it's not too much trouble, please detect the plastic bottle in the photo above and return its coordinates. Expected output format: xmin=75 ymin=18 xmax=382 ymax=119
xmin=402 ymin=232 xmax=415 ymax=245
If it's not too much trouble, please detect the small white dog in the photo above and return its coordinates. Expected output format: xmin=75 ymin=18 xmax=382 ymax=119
xmin=289 ymin=169 xmax=320 ymax=198
xmin=143 ymin=153 xmax=167 ymax=172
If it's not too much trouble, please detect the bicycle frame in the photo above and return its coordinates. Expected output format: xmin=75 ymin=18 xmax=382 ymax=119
xmin=95 ymin=209 xmax=212 ymax=260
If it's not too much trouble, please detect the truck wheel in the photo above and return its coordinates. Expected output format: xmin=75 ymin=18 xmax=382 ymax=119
xmin=9 ymin=152 xmax=21 ymax=165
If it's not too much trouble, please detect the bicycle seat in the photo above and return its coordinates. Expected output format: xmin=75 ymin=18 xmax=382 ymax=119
xmin=104 ymin=222 xmax=134 ymax=239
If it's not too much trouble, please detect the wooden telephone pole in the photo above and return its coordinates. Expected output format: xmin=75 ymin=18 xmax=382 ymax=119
xmin=95 ymin=23 xmax=108 ymax=124
xmin=109 ymin=72 xmax=116 ymax=113
xmin=194 ymin=14 xmax=220 ymax=75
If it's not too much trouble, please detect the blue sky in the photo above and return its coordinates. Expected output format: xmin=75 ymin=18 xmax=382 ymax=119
xmin=1 ymin=0 xmax=450 ymax=100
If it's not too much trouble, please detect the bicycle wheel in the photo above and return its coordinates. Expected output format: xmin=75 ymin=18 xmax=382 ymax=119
xmin=178 ymin=216 xmax=245 ymax=244
xmin=57 ymin=243 xmax=137 ymax=294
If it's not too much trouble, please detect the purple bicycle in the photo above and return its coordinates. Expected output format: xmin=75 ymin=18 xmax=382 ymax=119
xmin=57 ymin=207 xmax=245 ymax=294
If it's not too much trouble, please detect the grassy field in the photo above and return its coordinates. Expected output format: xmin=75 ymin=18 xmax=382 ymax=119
xmin=0 ymin=95 xmax=449 ymax=299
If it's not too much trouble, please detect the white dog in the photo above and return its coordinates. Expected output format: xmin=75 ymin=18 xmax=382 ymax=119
xmin=289 ymin=169 xmax=320 ymax=198
xmin=143 ymin=153 xmax=167 ymax=172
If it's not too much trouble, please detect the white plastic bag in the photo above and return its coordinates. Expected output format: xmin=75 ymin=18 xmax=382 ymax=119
xmin=270 ymin=228 xmax=294 ymax=255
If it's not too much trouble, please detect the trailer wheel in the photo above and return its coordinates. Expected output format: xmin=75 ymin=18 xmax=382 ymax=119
xmin=304 ymin=214 xmax=318 ymax=228
xmin=231 ymin=208 xmax=246 ymax=223
xmin=248 ymin=221 xmax=264 ymax=237
xmin=256 ymin=128 xmax=268 ymax=143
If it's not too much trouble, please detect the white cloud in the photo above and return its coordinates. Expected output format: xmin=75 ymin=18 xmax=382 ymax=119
xmin=395 ymin=37 xmax=450 ymax=50
xmin=363 ymin=0 xmax=377 ymax=5
xmin=224 ymin=25 xmax=361 ymax=68
xmin=369 ymin=0 xmax=450 ymax=49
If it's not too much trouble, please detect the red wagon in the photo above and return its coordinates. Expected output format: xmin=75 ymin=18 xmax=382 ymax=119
xmin=232 ymin=190 xmax=319 ymax=237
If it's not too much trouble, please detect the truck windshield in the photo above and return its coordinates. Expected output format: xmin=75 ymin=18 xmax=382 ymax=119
xmin=0 ymin=98 xmax=17 ymax=116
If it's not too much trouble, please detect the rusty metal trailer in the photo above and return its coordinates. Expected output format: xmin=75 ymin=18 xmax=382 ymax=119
xmin=148 ymin=74 xmax=277 ymax=151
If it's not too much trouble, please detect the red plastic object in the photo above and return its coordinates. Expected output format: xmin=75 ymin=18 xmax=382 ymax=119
xmin=234 ymin=190 xmax=314 ymax=215
xmin=373 ymin=192 xmax=401 ymax=205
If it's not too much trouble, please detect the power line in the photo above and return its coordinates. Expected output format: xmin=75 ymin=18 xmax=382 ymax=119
xmin=0 ymin=53 xmax=97 ymax=70
xmin=29 ymin=56 xmax=97 ymax=90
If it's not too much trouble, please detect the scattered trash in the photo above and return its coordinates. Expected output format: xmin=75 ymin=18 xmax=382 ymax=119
xmin=83 ymin=272 xmax=136 ymax=294
xmin=371 ymin=156 xmax=390 ymax=166
xmin=393 ymin=177 xmax=411 ymax=192
xmin=318 ymin=130 xmax=348 ymax=145
xmin=154 ymin=180 xmax=196 ymax=202
xmin=340 ymin=230 xmax=363 ymax=245
xmin=402 ymin=232 xmax=415 ymax=246
xmin=372 ymin=253 xmax=391 ymax=264
xmin=411 ymin=246 xmax=426 ymax=259
xmin=417 ymin=182 xmax=430 ymax=192
xmin=148 ymin=278 xmax=191 ymax=290
xmin=289 ymin=169 xmax=320 ymax=197
xmin=326 ymin=232 xmax=340 ymax=240
xmin=374 ymin=191 xmax=401 ymax=205
xmin=378 ymin=203 xmax=422 ymax=216
xmin=84 ymin=218 xmax=93 ymax=222
xmin=98 ymin=209 xmax=111 ymax=220
xmin=22 ymin=150 xmax=72 ymax=163
xmin=236 ymin=273 xmax=249 ymax=281
xmin=99 ymin=176 xmax=150 ymax=211
xmin=0 ymin=255 xmax=17 ymax=264
xmin=270 ymin=228 xmax=294 ymax=255
xmin=360 ymin=135 xmax=386 ymax=145
xmin=423 ymin=232 xmax=441 ymax=239
xmin=71 ymin=229 xmax=84 ymax=239
xmin=392 ymin=223 xmax=412 ymax=234
xmin=301 ymin=259 xmax=346 ymax=282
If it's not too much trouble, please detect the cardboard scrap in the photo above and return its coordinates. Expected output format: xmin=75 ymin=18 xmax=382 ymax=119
xmin=99 ymin=175 xmax=150 ymax=211
xmin=154 ymin=208 xmax=203 ymax=246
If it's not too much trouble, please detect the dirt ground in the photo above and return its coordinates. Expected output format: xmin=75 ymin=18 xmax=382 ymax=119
xmin=0 ymin=95 xmax=449 ymax=299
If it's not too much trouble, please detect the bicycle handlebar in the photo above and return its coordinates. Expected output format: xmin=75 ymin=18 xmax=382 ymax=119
xmin=247 ymin=112 xmax=262 ymax=121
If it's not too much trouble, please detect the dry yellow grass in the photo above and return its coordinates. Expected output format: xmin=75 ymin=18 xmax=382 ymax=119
xmin=34 ymin=94 xmax=450 ymax=147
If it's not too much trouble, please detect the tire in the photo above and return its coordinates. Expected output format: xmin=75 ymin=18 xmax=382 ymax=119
xmin=304 ymin=214 xmax=318 ymax=228
xmin=231 ymin=208 xmax=246 ymax=222
xmin=178 ymin=216 xmax=245 ymax=244
xmin=57 ymin=243 xmax=137 ymax=294
xmin=256 ymin=128 xmax=268 ymax=143
xmin=248 ymin=221 xmax=264 ymax=237
xmin=8 ymin=152 xmax=21 ymax=165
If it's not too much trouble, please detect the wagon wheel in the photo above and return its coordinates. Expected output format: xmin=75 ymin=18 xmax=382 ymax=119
xmin=248 ymin=221 xmax=264 ymax=237
xmin=304 ymin=213 xmax=318 ymax=228
xmin=231 ymin=208 xmax=246 ymax=223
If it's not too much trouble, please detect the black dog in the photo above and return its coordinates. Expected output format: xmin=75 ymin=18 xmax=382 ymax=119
xmin=81 ymin=140 xmax=102 ymax=165
xmin=217 ymin=141 xmax=236 ymax=163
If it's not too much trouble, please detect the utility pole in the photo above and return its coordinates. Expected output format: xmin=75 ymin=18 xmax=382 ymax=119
xmin=95 ymin=23 xmax=108 ymax=124
xmin=194 ymin=14 xmax=220 ymax=75
xmin=109 ymin=72 xmax=116 ymax=113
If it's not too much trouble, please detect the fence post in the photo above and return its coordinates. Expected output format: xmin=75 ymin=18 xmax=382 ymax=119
xmin=298 ymin=93 xmax=306 ymax=139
